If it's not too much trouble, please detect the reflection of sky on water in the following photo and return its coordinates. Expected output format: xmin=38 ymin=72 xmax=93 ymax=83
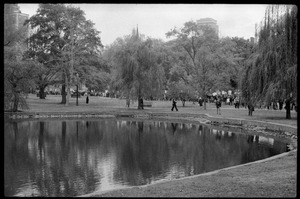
xmin=4 ymin=119 xmax=288 ymax=197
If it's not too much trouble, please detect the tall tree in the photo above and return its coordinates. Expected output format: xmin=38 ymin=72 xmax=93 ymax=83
xmin=106 ymin=28 xmax=164 ymax=109
xmin=24 ymin=4 xmax=66 ymax=99
xmin=166 ymin=20 xmax=218 ymax=109
xmin=241 ymin=5 xmax=297 ymax=118
xmin=24 ymin=4 xmax=103 ymax=105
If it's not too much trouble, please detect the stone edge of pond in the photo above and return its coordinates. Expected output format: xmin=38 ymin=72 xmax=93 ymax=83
xmin=78 ymin=149 xmax=297 ymax=197
xmin=4 ymin=111 xmax=297 ymax=135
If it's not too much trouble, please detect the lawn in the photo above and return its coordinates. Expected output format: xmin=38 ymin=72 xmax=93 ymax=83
xmin=19 ymin=94 xmax=297 ymax=127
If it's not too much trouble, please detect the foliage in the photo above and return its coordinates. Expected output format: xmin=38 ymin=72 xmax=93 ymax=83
xmin=4 ymin=5 xmax=41 ymax=111
xmin=241 ymin=5 xmax=297 ymax=118
xmin=24 ymin=4 xmax=104 ymax=103
xmin=4 ymin=43 xmax=40 ymax=111
xmin=105 ymin=29 xmax=165 ymax=108
xmin=166 ymin=20 xmax=219 ymax=108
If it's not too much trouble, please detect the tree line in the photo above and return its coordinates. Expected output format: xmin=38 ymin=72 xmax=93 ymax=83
xmin=4 ymin=4 xmax=297 ymax=119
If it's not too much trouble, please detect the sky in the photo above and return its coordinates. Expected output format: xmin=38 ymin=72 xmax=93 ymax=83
xmin=18 ymin=4 xmax=268 ymax=46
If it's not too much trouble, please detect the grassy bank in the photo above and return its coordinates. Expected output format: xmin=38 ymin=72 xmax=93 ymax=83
xmin=17 ymin=94 xmax=297 ymax=128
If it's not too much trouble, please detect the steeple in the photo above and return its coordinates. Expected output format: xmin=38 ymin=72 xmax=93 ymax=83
xmin=136 ymin=24 xmax=139 ymax=38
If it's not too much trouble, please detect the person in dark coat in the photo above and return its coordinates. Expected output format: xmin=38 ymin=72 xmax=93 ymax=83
xmin=171 ymin=98 xmax=178 ymax=111
xmin=139 ymin=98 xmax=144 ymax=109
xmin=248 ymin=104 xmax=254 ymax=116
xmin=198 ymin=97 xmax=203 ymax=107
xmin=216 ymin=98 xmax=221 ymax=115
xmin=86 ymin=94 xmax=89 ymax=104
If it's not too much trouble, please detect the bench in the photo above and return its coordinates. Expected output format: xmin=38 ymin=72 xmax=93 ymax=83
xmin=143 ymin=102 xmax=152 ymax=107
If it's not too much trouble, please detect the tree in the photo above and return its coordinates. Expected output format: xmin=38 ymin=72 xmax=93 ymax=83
xmin=81 ymin=55 xmax=111 ymax=94
xmin=106 ymin=28 xmax=165 ymax=109
xmin=4 ymin=43 xmax=40 ymax=112
xmin=4 ymin=4 xmax=40 ymax=112
xmin=212 ymin=37 xmax=254 ymax=92
xmin=166 ymin=20 xmax=218 ymax=109
xmin=24 ymin=4 xmax=104 ymax=105
xmin=24 ymin=4 xmax=66 ymax=99
xmin=241 ymin=5 xmax=297 ymax=118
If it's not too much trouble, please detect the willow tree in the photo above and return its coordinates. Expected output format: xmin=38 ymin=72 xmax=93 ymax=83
xmin=242 ymin=5 xmax=297 ymax=118
xmin=107 ymin=28 xmax=164 ymax=109
xmin=166 ymin=20 xmax=219 ymax=109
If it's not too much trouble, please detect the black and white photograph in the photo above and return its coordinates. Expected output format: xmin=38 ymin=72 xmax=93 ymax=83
xmin=4 ymin=3 xmax=297 ymax=197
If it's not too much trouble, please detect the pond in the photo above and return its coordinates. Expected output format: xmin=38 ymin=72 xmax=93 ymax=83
xmin=4 ymin=118 xmax=289 ymax=197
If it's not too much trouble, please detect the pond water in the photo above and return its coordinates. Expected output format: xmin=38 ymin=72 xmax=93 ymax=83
xmin=4 ymin=118 xmax=289 ymax=197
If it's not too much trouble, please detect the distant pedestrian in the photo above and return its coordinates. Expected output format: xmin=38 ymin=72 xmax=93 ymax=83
xmin=216 ymin=98 xmax=221 ymax=115
xmin=86 ymin=95 xmax=89 ymax=104
xmin=171 ymin=98 xmax=178 ymax=111
xmin=226 ymin=97 xmax=230 ymax=105
xmin=139 ymin=98 xmax=144 ymax=109
xmin=278 ymin=99 xmax=283 ymax=110
xmin=198 ymin=97 xmax=203 ymax=107
xmin=234 ymin=97 xmax=240 ymax=109
xmin=248 ymin=104 xmax=254 ymax=116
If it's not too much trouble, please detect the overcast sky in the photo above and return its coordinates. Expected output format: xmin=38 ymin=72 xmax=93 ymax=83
xmin=18 ymin=4 xmax=268 ymax=46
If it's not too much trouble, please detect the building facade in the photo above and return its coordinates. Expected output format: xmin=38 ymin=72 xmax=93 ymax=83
xmin=4 ymin=4 xmax=29 ymax=42
xmin=196 ymin=18 xmax=219 ymax=37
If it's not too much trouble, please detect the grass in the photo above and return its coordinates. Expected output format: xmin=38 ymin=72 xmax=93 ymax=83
xmin=12 ymin=94 xmax=298 ymax=127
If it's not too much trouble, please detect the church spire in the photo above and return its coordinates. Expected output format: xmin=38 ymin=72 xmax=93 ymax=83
xmin=136 ymin=24 xmax=139 ymax=38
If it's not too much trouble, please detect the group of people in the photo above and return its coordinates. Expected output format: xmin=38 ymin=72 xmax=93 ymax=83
xmin=171 ymin=97 xmax=222 ymax=114
xmin=137 ymin=95 xmax=297 ymax=114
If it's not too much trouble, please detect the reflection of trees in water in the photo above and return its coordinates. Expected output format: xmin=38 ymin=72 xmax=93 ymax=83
xmin=5 ymin=120 xmax=103 ymax=196
xmin=5 ymin=119 xmax=290 ymax=196
xmin=4 ymin=121 xmax=38 ymax=196
xmin=112 ymin=121 xmax=171 ymax=186
xmin=171 ymin=123 xmax=177 ymax=134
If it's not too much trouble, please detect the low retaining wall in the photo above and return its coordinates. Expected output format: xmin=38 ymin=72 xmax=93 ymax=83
xmin=4 ymin=111 xmax=297 ymax=135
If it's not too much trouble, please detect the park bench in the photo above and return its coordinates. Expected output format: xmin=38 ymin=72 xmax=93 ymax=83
xmin=143 ymin=101 xmax=152 ymax=107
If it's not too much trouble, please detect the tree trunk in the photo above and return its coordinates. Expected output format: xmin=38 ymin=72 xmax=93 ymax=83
xmin=138 ymin=98 xmax=141 ymax=109
xmin=126 ymin=91 xmax=130 ymax=108
xmin=39 ymin=86 xmax=46 ymax=99
xmin=65 ymin=72 xmax=70 ymax=106
xmin=12 ymin=92 xmax=19 ymax=112
xmin=285 ymin=100 xmax=291 ymax=119
xmin=61 ymin=84 xmax=66 ymax=104
xmin=203 ymin=97 xmax=207 ymax=110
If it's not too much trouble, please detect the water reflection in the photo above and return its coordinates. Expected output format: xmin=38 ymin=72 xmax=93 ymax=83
xmin=4 ymin=119 xmax=289 ymax=197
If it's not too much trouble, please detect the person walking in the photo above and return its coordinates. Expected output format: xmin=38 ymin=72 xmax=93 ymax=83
xmin=171 ymin=98 xmax=178 ymax=111
xmin=139 ymin=98 xmax=144 ymax=109
xmin=86 ymin=94 xmax=89 ymax=104
xmin=198 ymin=97 xmax=203 ymax=107
xmin=216 ymin=98 xmax=221 ymax=115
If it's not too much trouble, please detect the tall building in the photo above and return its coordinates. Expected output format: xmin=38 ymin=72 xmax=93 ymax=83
xmin=4 ymin=4 xmax=29 ymax=42
xmin=196 ymin=18 xmax=219 ymax=36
